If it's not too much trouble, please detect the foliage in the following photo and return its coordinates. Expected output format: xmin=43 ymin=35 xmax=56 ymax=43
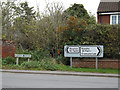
xmin=84 ymin=24 xmax=120 ymax=58
xmin=21 ymin=58 xmax=59 ymax=71
xmin=64 ymin=4 xmax=89 ymax=18
xmin=2 ymin=64 xmax=23 ymax=70
xmin=2 ymin=57 xmax=16 ymax=65
xmin=1 ymin=1 xmax=37 ymax=50
xmin=21 ymin=61 xmax=40 ymax=68
xmin=16 ymin=49 xmax=51 ymax=61
xmin=31 ymin=50 xmax=50 ymax=61
xmin=64 ymin=3 xmax=96 ymax=24
xmin=1 ymin=1 xmax=16 ymax=40
xmin=39 ymin=58 xmax=59 ymax=70
xmin=57 ymin=24 xmax=119 ymax=59
xmin=16 ymin=2 xmax=36 ymax=21
xmin=56 ymin=55 xmax=70 ymax=65
xmin=1 ymin=1 xmax=119 ymax=62
xmin=60 ymin=16 xmax=87 ymax=45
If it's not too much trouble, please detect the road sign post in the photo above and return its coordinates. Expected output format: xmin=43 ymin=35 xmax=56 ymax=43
xmin=16 ymin=58 xmax=19 ymax=65
xmin=96 ymin=57 xmax=98 ymax=69
xmin=15 ymin=54 xmax=31 ymax=65
xmin=70 ymin=57 xmax=73 ymax=68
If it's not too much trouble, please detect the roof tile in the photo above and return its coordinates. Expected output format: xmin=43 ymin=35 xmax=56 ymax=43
xmin=97 ymin=2 xmax=120 ymax=12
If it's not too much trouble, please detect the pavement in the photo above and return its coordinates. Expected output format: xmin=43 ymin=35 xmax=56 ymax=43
xmin=1 ymin=69 xmax=120 ymax=78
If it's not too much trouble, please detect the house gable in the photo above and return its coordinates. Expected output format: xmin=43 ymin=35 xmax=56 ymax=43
xmin=97 ymin=0 xmax=120 ymax=24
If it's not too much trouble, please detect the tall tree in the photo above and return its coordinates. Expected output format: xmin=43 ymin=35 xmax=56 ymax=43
xmin=1 ymin=1 xmax=16 ymax=40
xmin=15 ymin=2 xmax=36 ymax=21
xmin=64 ymin=3 xmax=89 ymax=18
xmin=12 ymin=2 xmax=36 ymax=49
xmin=54 ymin=3 xmax=96 ymax=51
xmin=64 ymin=3 xmax=96 ymax=24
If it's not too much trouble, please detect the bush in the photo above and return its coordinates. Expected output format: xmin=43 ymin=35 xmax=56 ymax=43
xmin=21 ymin=61 xmax=40 ymax=68
xmin=2 ymin=57 xmax=16 ymax=65
xmin=39 ymin=58 xmax=59 ymax=71
xmin=56 ymin=56 xmax=70 ymax=65
xmin=31 ymin=50 xmax=50 ymax=61
xmin=16 ymin=49 xmax=31 ymax=54
xmin=84 ymin=24 xmax=120 ymax=59
xmin=4 ymin=65 xmax=22 ymax=69
xmin=21 ymin=58 xmax=59 ymax=71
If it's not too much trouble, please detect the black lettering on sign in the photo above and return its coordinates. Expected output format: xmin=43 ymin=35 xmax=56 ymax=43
xmin=81 ymin=48 xmax=91 ymax=52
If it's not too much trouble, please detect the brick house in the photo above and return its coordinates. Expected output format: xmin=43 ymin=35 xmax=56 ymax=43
xmin=97 ymin=0 xmax=120 ymax=24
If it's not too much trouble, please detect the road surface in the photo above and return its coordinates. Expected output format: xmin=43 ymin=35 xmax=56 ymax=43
xmin=2 ymin=72 xmax=118 ymax=88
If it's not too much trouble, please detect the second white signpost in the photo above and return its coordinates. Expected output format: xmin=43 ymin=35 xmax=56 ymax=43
xmin=64 ymin=45 xmax=103 ymax=69
xmin=15 ymin=54 xmax=31 ymax=65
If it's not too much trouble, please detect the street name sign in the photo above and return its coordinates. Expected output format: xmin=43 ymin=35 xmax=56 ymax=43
xmin=15 ymin=54 xmax=31 ymax=65
xmin=15 ymin=54 xmax=31 ymax=58
xmin=64 ymin=45 xmax=103 ymax=57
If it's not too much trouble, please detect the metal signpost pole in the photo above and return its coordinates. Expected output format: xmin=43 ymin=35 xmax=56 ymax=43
xmin=96 ymin=57 xmax=98 ymax=69
xmin=70 ymin=57 xmax=72 ymax=68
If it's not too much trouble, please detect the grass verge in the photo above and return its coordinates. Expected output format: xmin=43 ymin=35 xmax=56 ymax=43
xmin=2 ymin=64 xmax=119 ymax=74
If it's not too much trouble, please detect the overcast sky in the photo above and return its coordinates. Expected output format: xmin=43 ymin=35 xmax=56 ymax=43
xmin=9 ymin=0 xmax=100 ymax=19
xmin=24 ymin=0 xmax=101 ymax=17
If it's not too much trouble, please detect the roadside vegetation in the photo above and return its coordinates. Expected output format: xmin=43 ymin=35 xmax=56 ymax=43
xmin=1 ymin=57 xmax=119 ymax=74
xmin=1 ymin=1 xmax=119 ymax=73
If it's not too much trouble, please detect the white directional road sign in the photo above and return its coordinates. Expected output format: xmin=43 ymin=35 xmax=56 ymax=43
xmin=64 ymin=45 xmax=103 ymax=57
xmin=80 ymin=46 xmax=103 ymax=57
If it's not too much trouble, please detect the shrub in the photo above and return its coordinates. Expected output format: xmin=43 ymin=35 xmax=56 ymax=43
xmin=56 ymin=56 xmax=70 ymax=65
xmin=21 ymin=61 xmax=40 ymax=68
xmin=21 ymin=58 xmax=59 ymax=71
xmin=27 ymin=50 xmax=50 ymax=61
xmin=39 ymin=58 xmax=59 ymax=71
xmin=84 ymin=24 xmax=120 ymax=59
xmin=2 ymin=57 xmax=16 ymax=65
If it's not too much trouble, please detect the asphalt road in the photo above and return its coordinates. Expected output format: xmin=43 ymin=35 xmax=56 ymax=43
xmin=2 ymin=72 xmax=118 ymax=88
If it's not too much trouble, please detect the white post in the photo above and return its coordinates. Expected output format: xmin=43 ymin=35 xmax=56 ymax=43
xmin=28 ymin=58 xmax=30 ymax=62
xmin=70 ymin=57 xmax=72 ymax=68
xmin=96 ymin=57 xmax=98 ymax=69
xmin=16 ymin=58 xmax=19 ymax=65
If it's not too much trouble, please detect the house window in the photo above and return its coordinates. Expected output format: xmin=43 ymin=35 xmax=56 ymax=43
xmin=118 ymin=15 xmax=120 ymax=24
xmin=110 ymin=15 xmax=120 ymax=24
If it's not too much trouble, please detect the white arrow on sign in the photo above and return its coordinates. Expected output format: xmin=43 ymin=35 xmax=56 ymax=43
xmin=80 ymin=46 xmax=101 ymax=56
xmin=67 ymin=47 xmax=79 ymax=54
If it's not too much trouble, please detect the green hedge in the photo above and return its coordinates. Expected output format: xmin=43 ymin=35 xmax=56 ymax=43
xmin=2 ymin=57 xmax=16 ymax=65
xmin=84 ymin=24 xmax=119 ymax=58
xmin=61 ymin=24 xmax=119 ymax=59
